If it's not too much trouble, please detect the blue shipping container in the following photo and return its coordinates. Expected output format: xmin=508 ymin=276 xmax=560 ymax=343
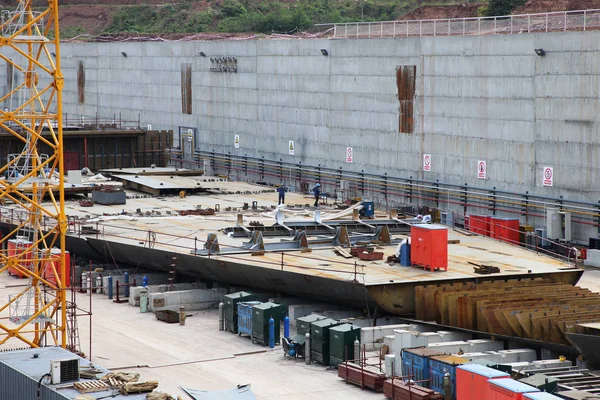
xmin=428 ymin=355 xmax=470 ymax=399
xmin=237 ymin=301 xmax=261 ymax=337
xmin=401 ymin=347 xmax=443 ymax=388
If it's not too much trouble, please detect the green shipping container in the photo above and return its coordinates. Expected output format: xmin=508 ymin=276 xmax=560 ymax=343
xmin=310 ymin=318 xmax=341 ymax=366
xmin=296 ymin=314 xmax=325 ymax=336
xmin=329 ymin=323 xmax=361 ymax=367
xmin=224 ymin=291 xmax=256 ymax=333
xmin=251 ymin=302 xmax=285 ymax=346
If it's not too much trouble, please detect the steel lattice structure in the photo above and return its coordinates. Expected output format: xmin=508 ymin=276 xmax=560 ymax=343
xmin=0 ymin=0 xmax=66 ymax=348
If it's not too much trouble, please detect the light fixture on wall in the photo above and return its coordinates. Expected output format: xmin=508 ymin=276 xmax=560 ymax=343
xmin=199 ymin=51 xmax=206 ymax=57
xmin=534 ymin=48 xmax=546 ymax=56
xmin=320 ymin=49 xmax=329 ymax=56
xmin=121 ymin=52 xmax=127 ymax=57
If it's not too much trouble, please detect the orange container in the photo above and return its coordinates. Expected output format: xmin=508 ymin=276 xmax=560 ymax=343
xmin=490 ymin=217 xmax=520 ymax=244
xmin=456 ymin=364 xmax=510 ymax=400
xmin=487 ymin=379 xmax=539 ymax=400
xmin=42 ymin=248 xmax=71 ymax=287
xmin=469 ymin=214 xmax=491 ymax=236
xmin=7 ymin=238 xmax=34 ymax=278
xmin=410 ymin=224 xmax=448 ymax=272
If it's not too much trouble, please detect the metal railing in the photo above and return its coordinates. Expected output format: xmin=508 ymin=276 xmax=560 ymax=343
xmin=325 ymin=9 xmax=600 ymax=39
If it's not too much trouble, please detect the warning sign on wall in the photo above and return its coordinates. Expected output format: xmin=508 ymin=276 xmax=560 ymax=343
xmin=234 ymin=135 xmax=240 ymax=148
xmin=423 ymin=154 xmax=431 ymax=172
xmin=477 ymin=160 xmax=486 ymax=179
xmin=543 ymin=166 xmax=553 ymax=187
xmin=289 ymin=141 xmax=295 ymax=155
xmin=346 ymin=147 xmax=353 ymax=163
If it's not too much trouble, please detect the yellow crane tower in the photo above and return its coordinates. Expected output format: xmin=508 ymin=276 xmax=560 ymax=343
xmin=0 ymin=0 xmax=67 ymax=348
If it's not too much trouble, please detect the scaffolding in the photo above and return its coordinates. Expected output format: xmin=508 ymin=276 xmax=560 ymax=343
xmin=0 ymin=0 xmax=67 ymax=348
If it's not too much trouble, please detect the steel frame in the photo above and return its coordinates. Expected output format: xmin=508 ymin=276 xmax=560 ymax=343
xmin=0 ymin=0 xmax=66 ymax=348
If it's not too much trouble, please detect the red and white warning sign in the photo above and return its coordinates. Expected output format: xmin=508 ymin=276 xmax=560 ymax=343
xmin=346 ymin=147 xmax=353 ymax=163
xmin=423 ymin=154 xmax=431 ymax=172
xmin=477 ymin=160 xmax=486 ymax=179
xmin=543 ymin=166 xmax=553 ymax=187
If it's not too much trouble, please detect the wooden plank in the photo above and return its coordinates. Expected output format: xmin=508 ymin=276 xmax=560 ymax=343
xmin=333 ymin=246 xmax=353 ymax=259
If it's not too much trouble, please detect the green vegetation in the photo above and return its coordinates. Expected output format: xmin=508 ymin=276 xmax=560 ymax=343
xmin=105 ymin=2 xmax=215 ymax=34
xmin=481 ymin=0 xmax=526 ymax=17
xmin=103 ymin=0 xmax=472 ymax=34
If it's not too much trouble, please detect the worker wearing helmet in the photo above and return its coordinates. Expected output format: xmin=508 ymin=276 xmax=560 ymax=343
xmin=313 ymin=183 xmax=321 ymax=207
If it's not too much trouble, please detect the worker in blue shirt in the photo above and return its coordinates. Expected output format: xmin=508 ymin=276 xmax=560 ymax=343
xmin=277 ymin=184 xmax=288 ymax=205
xmin=313 ymin=183 xmax=321 ymax=207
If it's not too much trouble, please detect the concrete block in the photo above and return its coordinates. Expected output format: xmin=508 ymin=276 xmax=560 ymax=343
xmin=339 ymin=317 xmax=373 ymax=328
xmin=456 ymin=351 xmax=505 ymax=363
xmin=414 ymin=332 xmax=442 ymax=347
xmin=437 ymin=331 xmax=473 ymax=342
xmin=427 ymin=341 xmax=470 ymax=355
xmin=498 ymin=349 xmax=537 ymax=363
xmin=527 ymin=359 xmax=572 ymax=370
xmin=467 ymin=339 xmax=504 ymax=352
xmin=393 ymin=329 xmax=414 ymax=353
xmin=384 ymin=335 xmax=395 ymax=352
xmin=361 ymin=324 xmax=411 ymax=351
xmin=384 ymin=354 xmax=396 ymax=378
xmin=148 ymin=288 xmax=227 ymax=312
xmin=128 ymin=283 xmax=201 ymax=307
xmin=287 ymin=304 xmax=332 ymax=324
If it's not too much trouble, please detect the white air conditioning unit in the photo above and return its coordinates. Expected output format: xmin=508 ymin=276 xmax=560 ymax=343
xmin=50 ymin=358 xmax=80 ymax=384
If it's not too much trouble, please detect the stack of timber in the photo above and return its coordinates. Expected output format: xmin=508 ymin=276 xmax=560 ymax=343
xmin=383 ymin=379 xmax=443 ymax=400
xmin=338 ymin=362 xmax=386 ymax=391
xmin=415 ymin=279 xmax=600 ymax=344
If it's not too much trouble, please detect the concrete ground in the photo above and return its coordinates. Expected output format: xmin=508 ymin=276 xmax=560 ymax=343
xmin=0 ymin=272 xmax=381 ymax=400
xmin=1 ymin=267 xmax=600 ymax=399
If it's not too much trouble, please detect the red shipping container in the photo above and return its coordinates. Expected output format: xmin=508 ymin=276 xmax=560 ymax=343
xmin=456 ymin=364 xmax=510 ymax=400
xmin=42 ymin=248 xmax=71 ymax=287
xmin=7 ymin=238 xmax=34 ymax=278
xmin=490 ymin=217 xmax=520 ymax=244
xmin=469 ymin=215 xmax=492 ymax=236
xmin=410 ymin=224 xmax=448 ymax=272
xmin=487 ymin=378 xmax=539 ymax=400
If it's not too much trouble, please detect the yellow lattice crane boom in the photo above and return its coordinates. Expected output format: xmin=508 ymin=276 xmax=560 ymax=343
xmin=0 ymin=0 xmax=66 ymax=348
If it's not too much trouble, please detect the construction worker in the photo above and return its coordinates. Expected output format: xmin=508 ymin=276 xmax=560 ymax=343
xmin=313 ymin=183 xmax=321 ymax=207
xmin=277 ymin=184 xmax=287 ymax=205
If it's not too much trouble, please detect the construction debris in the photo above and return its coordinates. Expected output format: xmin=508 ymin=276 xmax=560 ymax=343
xmin=179 ymin=209 xmax=215 ymax=216
xmin=469 ymin=262 xmax=500 ymax=274
xmin=146 ymin=392 xmax=177 ymax=400
xmin=101 ymin=372 xmax=140 ymax=389
xmin=333 ymin=246 xmax=353 ymax=259
xmin=120 ymin=380 xmax=159 ymax=395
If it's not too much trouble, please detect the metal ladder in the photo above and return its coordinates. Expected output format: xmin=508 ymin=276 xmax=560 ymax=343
xmin=167 ymin=255 xmax=178 ymax=292
xmin=66 ymin=291 xmax=81 ymax=355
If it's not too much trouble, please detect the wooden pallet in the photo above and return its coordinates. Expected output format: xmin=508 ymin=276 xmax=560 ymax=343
xmin=107 ymin=377 xmax=125 ymax=389
xmin=74 ymin=380 xmax=110 ymax=394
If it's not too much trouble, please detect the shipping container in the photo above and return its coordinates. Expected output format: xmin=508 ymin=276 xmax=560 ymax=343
xmin=490 ymin=217 xmax=520 ymax=244
xmin=237 ymin=301 xmax=261 ymax=339
xmin=401 ymin=347 xmax=444 ymax=388
xmin=469 ymin=215 xmax=491 ymax=236
xmin=252 ymin=302 xmax=285 ymax=346
xmin=296 ymin=314 xmax=325 ymax=336
xmin=522 ymin=392 xmax=563 ymax=400
xmin=410 ymin=224 xmax=448 ymax=272
xmin=456 ymin=363 xmax=510 ymax=400
xmin=488 ymin=379 xmax=539 ymax=400
xmin=224 ymin=291 xmax=256 ymax=333
xmin=310 ymin=318 xmax=341 ymax=366
xmin=329 ymin=323 xmax=360 ymax=367
xmin=428 ymin=355 xmax=470 ymax=399
xmin=7 ymin=238 xmax=34 ymax=278
xmin=41 ymin=248 xmax=71 ymax=287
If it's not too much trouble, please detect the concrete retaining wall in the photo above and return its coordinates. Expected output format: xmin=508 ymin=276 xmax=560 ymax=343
xmin=3 ymin=31 xmax=600 ymax=239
